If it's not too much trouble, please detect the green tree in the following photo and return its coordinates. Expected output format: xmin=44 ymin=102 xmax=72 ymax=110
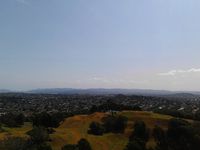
xmin=125 ymin=121 xmax=149 ymax=150
xmin=102 ymin=115 xmax=127 ymax=133
xmin=15 ymin=113 xmax=25 ymax=126
xmin=27 ymin=126 xmax=50 ymax=144
xmin=130 ymin=121 xmax=149 ymax=142
xmin=0 ymin=113 xmax=25 ymax=127
xmin=167 ymin=118 xmax=200 ymax=150
xmin=153 ymin=126 xmax=168 ymax=150
xmin=88 ymin=122 xmax=104 ymax=135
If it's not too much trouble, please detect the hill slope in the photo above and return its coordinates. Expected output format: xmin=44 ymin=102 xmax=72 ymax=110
xmin=0 ymin=111 xmax=179 ymax=150
xmin=50 ymin=111 xmax=173 ymax=150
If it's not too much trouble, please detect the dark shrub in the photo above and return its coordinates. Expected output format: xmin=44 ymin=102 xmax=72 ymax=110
xmin=124 ymin=139 xmax=146 ymax=150
xmin=77 ymin=138 xmax=92 ymax=150
xmin=37 ymin=143 xmax=52 ymax=150
xmin=102 ymin=115 xmax=127 ymax=133
xmin=88 ymin=122 xmax=104 ymax=135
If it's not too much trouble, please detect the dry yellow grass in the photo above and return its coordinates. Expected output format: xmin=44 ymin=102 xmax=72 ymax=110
xmin=119 ymin=111 xmax=172 ymax=129
xmin=50 ymin=112 xmax=127 ymax=150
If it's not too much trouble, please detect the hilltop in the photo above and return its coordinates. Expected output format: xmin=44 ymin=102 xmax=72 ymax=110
xmin=0 ymin=111 xmax=177 ymax=150
xmin=51 ymin=111 xmax=174 ymax=150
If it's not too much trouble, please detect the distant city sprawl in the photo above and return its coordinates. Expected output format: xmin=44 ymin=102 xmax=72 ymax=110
xmin=0 ymin=93 xmax=200 ymax=120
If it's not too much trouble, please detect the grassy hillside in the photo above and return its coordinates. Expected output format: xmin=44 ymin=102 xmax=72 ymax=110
xmin=0 ymin=111 xmax=175 ymax=150
xmin=51 ymin=111 xmax=173 ymax=150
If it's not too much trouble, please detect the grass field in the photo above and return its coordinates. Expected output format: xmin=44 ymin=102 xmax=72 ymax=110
xmin=0 ymin=111 xmax=175 ymax=150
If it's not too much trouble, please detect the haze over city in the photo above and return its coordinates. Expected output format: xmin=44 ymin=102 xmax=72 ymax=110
xmin=1 ymin=0 xmax=200 ymax=91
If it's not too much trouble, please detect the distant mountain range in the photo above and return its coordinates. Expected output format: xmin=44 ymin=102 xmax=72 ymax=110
xmin=1 ymin=88 xmax=200 ymax=96
xmin=22 ymin=88 xmax=200 ymax=96
xmin=0 ymin=89 xmax=12 ymax=93
xmin=27 ymin=88 xmax=174 ymax=96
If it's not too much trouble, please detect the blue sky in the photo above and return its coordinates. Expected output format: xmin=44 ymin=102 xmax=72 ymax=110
xmin=1 ymin=0 xmax=200 ymax=91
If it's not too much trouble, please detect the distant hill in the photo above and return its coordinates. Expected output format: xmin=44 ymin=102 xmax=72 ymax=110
xmin=27 ymin=88 xmax=176 ymax=96
xmin=0 ymin=89 xmax=12 ymax=93
xmin=163 ymin=92 xmax=197 ymax=98
xmin=1 ymin=88 xmax=200 ymax=97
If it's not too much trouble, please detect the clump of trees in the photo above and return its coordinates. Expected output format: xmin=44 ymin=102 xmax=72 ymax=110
xmin=0 ymin=113 xmax=25 ymax=127
xmin=88 ymin=122 xmax=104 ymax=135
xmin=102 ymin=115 xmax=128 ymax=133
xmin=31 ymin=112 xmax=66 ymax=128
xmin=62 ymin=138 xmax=92 ymax=150
xmin=152 ymin=126 xmax=168 ymax=150
xmin=88 ymin=115 xmax=127 ymax=135
xmin=153 ymin=118 xmax=200 ymax=150
xmin=27 ymin=126 xmax=50 ymax=145
xmin=0 ymin=112 xmax=67 ymax=149
xmin=125 ymin=121 xmax=149 ymax=150
xmin=26 ymin=126 xmax=52 ymax=150
xmin=0 ymin=137 xmax=28 ymax=150
xmin=129 ymin=121 xmax=149 ymax=142
xmin=125 ymin=118 xmax=200 ymax=150
xmin=0 ymin=126 xmax=52 ymax=150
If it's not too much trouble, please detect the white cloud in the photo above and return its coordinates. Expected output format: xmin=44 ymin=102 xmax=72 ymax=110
xmin=158 ymin=68 xmax=200 ymax=76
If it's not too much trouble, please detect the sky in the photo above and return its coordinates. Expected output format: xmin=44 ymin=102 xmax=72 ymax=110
xmin=1 ymin=0 xmax=200 ymax=91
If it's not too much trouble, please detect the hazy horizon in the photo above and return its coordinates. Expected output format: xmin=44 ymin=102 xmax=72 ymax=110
xmin=2 ymin=85 xmax=200 ymax=93
xmin=1 ymin=0 xmax=200 ymax=91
